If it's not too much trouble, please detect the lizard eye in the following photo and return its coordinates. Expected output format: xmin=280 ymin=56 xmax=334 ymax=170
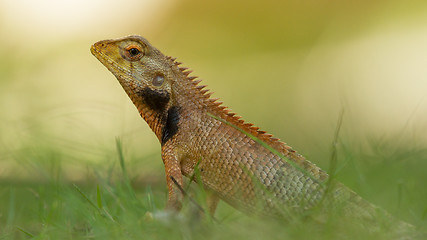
xmin=129 ymin=48 xmax=140 ymax=56
xmin=152 ymin=74 xmax=165 ymax=86
xmin=123 ymin=45 xmax=143 ymax=61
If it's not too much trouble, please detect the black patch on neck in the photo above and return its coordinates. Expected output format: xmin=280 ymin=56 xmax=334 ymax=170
xmin=138 ymin=87 xmax=170 ymax=112
xmin=161 ymin=106 xmax=180 ymax=145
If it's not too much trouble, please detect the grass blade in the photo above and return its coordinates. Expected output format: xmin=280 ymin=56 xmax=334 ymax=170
xmin=97 ymin=184 xmax=103 ymax=209
xmin=324 ymin=109 xmax=344 ymax=193
xmin=115 ymin=137 xmax=127 ymax=179
xmin=16 ymin=227 xmax=34 ymax=237
xmin=74 ymin=184 xmax=116 ymax=223
xmin=73 ymin=184 xmax=98 ymax=210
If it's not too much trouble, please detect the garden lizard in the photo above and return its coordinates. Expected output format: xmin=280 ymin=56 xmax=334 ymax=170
xmin=91 ymin=35 xmax=415 ymax=236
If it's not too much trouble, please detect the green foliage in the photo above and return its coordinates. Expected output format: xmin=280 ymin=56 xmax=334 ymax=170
xmin=0 ymin=134 xmax=426 ymax=240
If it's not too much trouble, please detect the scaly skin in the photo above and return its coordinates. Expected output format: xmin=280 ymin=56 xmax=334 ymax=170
xmin=91 ymin=35 xmax=415 ymax=236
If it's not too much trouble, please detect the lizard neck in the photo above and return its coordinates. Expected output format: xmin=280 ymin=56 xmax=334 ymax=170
xmin=125 ymin=83 xmax=171 ymax=144
xmin=132 ymin=75 xmax=182 ymax=145
xmin=138 ymin=105 xmax=165 ymax=142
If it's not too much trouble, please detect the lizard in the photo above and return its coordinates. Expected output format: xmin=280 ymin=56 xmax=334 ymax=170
xmin=90 ymin=35 xmax=416 ymax=236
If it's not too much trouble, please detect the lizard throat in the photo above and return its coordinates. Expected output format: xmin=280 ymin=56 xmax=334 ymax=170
xmin=137 ymin=87 xmax=170 ymax=112
xmin=161 ymin=106 xmax=180 ymax=145
xmin=134 ymin=86 xmax=180 ymax=145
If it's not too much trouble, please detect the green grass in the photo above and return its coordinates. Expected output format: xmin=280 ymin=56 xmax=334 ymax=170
xmin=1 ymin=134 xmax=426 ymax=240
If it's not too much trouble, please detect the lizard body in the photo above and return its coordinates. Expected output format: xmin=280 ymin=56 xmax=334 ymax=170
xmin=91 ymin=35 xmax=415 ymax=235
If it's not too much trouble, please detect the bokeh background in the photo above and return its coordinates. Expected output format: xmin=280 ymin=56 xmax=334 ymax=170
xmin=1 ymin=0 xmax=427 ymax=231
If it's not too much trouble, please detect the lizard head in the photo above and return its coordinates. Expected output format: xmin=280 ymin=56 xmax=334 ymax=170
xmin=91 ymin=35 xmax=181 ymax=144
xmin=91 ymin=35 xmax=175 ymax=113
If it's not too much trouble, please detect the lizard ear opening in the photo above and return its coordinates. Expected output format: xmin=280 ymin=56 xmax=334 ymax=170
xmin=152 ymin=74 xmax=165 ymax=87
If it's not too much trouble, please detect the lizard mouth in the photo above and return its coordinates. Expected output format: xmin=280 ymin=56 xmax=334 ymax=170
xmin=90 ymin=41 xmax=141 ymax=106
xmin=90 ymin=44 xmax=100 ymax=58
xmin=90 ymin=43 xmax=131 ymax=78
xmin=90 ymin=43 xmax=113 ymax=68
xmin=90 ymin=43 xmax=110 ymax=67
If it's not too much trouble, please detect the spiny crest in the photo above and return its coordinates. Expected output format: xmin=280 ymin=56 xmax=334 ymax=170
xmin=168 ymin=56 xmax=298 ymax=155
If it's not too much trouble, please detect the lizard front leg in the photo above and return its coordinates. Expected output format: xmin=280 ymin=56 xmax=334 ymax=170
xmin=161 ymin=142 xmax=183 ymax=211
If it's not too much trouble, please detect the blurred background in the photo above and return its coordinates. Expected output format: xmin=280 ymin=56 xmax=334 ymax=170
xmin=0 ymin=0 xmax=427 ymax=222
